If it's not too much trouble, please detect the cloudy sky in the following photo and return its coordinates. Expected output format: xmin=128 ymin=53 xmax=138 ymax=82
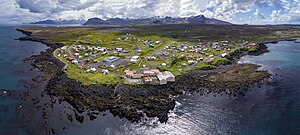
xmin=1 ymin=0 xmax=300 ymax=24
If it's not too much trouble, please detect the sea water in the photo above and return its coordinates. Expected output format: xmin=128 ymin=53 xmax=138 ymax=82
xmin=60 ymin=41 xmax=300 ymax=135
xmin=0 ymin=26 xmax=48 ymax=134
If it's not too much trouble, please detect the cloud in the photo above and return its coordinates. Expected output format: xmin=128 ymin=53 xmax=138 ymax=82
xmin=254 ymin=9 xmax=265 ymax=19
xmin=0 ymin=0 xmax=300 ymax=24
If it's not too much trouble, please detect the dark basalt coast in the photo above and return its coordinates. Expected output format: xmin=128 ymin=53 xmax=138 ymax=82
xmin=17 ymin=28 xmax=272 ymax=123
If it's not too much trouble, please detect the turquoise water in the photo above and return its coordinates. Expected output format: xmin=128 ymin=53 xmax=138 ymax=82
xmin=0 ymin=26 xmax=300 ymax=135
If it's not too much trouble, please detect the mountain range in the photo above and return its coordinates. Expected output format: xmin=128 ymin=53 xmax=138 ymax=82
xmin=30 ymin=19 xmax=86 ymax=25
xmin=84 ymin=15 xmax=231 ymax=25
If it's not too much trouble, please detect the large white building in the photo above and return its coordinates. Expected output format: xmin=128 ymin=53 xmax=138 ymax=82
xmin=157 ymin=72 xmax=167 ymax=85
xmin=163 ymin=71 xmax=175 ymax=82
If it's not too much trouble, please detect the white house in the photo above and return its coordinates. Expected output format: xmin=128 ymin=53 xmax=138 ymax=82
xmin=221 ymin=53 xmax=227 ymax=58
xmin=72 ymin=60 xmax=79 ymax=64
xmin=61 ymin=46 xmax=67 ymax=50
xmin=74 ymin=53 xmax=80 ymax=57
xmin=161 ymin=63 xmax=167 ymax=67
xmin=102 ymin=69 xmax=109 ymax=75
xmin=116 ymin=48 xmax=123 ymax=52
xmin=130 ymin=56 xmax=140 ymax=63
xmin=90 ymin=68 xmax=97 ymax=72
xmin=148 ymin=56 xmax=157 ymax=61
xmin=188 ymin=60 xmax=195 ymax=65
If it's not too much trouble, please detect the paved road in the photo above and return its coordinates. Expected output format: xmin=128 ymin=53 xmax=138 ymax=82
xmin=67 ymin=37 xmax=81 ymax=59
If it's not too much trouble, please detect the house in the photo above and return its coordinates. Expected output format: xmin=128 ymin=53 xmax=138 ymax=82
xmin=188 ymin=60 xmax=195 ymax=65
xmin=130 ymin=56 xmax=140 ymax=63
xmin=98 ymin=48 xmax=105 ymax=52
xmin=102 ymin=69 xmax=109 ymax=75
xmin=83 ymin=65 xmax=91 ymax=70
xmin=134 ymin=46 xmax=141 ymax=52
xmin=248 ymin=43 xmax=257 ymax=46
xmin=122 ymin=50 xmax=128 ymax=53
xmin=163 ymin=71 xmax=175 ymax=82
xmin=161 ymin=63 xmax=167 ymax=67
xmin=90 ymin=68 xmax=97 ymax=72
xmin=61 ymin=46 xmax=67 ymax=50
xmin=116 ymin=48 xmax=123 ymax=52
xmin=72 ymin=60 xmax=79 ymax=64
xmin=148 ymin=56 xmax=157 ymax=61
xmin=155 ymin=41 xmax=161 ymax=44
xmin=221 ymin=53 xmax=227 ymax=58
xmin=67 ymin=57 xmax=74 ymax=61
xmin=196 ymin=57 xmax=204 ymax=61
xmin=102 ymin=52 xmax=107 ymax=55
xmin=74 ymin=53 xmax=80 ymax=57
xmin=149 ymin=44 xmax=154 ymax=48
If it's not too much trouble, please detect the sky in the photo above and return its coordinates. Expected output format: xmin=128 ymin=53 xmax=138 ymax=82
xmin=0 ymin=0 xmax=300 ymax=24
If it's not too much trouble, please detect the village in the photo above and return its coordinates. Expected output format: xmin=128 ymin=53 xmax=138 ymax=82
xmin=55 ymin=32 xmax=257 ymax=85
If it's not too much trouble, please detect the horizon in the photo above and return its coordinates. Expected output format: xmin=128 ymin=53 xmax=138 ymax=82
xmin=1 ymin=0 xmax=300 ymax=25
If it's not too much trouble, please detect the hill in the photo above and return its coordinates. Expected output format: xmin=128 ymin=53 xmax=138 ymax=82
xmin=30 ymin=19 xmax=86 ymax=25
xmin=84 ymin=15 xmax=231 ymax=26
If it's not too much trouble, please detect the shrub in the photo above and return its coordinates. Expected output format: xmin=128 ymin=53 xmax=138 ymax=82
xmin=211 ymin=58 xmax=230 ymax=66
xmin=197 ymin=63 xmax=216 ymax=70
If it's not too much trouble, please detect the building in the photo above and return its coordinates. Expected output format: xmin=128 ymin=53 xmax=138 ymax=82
xmin=157 ymin=72 xmax=167 ymax=85
xmin=116 ymin=48 xmax=123 ymax=52
xmin=188 ymin=60 xmax=195 ymax=65
xmin=163 ymin=71 xmax=175 ymax=82
xmin=143 ymin=69 xmax=160 ymax=77
xmin=103 ymin=56 xmax=120 ymax=66
xmin=130 ymin=56 xmax=139 ymax=63
xmin=102 ymin=69 xmax=109 ymax=75
xmin=124 ymin=70 xmax=144 ymax=79
xmin=72 ymin=60 xmax=79 ymax=64
xmin=221 ymin=53 xmax=227 ymax=58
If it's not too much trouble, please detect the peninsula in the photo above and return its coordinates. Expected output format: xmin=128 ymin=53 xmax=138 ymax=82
xmin=17 ymin=24 xmax=300 ymax=123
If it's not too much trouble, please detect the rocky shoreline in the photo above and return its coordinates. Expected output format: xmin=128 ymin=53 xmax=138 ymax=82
xmin=17 ymin=28 xmax=272 ymax=123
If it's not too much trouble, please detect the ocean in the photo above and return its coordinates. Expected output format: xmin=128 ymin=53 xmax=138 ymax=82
xmin=0 ymin=26 xmax=299 ymax=135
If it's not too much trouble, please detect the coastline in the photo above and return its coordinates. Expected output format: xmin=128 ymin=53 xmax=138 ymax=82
xmin=16 ymin=28 xmax=273 ymax=123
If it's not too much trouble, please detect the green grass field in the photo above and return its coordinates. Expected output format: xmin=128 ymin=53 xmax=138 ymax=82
xmin=21 ymin=24 xmax=300 ymax=85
